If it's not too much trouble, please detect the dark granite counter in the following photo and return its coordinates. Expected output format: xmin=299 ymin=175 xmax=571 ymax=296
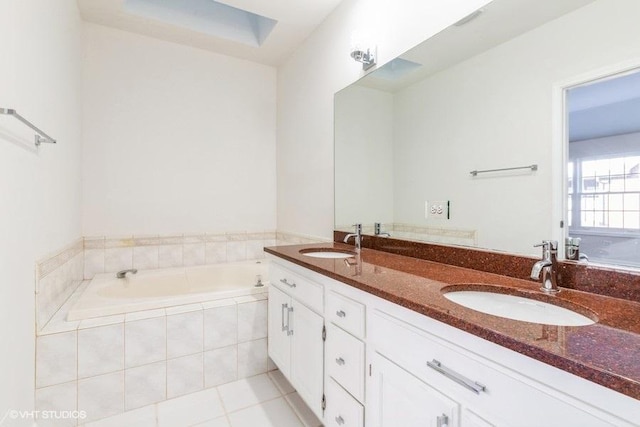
xmin=265 ymin=242 xmax=640 ymax=401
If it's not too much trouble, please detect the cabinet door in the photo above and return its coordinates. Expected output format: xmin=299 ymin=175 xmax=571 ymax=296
xmin=369 ymin=352 xmax=460 ymax=427
xmin=268 ymin=285 xmax=291 ymax=376
xmin=290 ymin=300 xmax=325 ymax=419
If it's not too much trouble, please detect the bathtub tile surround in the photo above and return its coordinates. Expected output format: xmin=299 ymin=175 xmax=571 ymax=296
xmin=35 ymin=381 xmax=78 ymax=427
xmin=133 ymin=245 xmax=159 ymax=270
xmin=237 ymin=338 xmax=268 ymax=378
xmin=125 ymin=317 xmax=167 ymax=368
xmin=83 ymin=231 xmax=283 ymax=279
xmin=80 ymin=229 xmax=322 ymax=282
xmin=77 ymin=324 xmax=124 ymax=378
xmin=183 ymin=242 xmax=206 ymax=266
xmin=158 ymin=244 xmax=184 ymax=268
xmin=78 ymin=314 xmax=125 ymax=329
xmin=204 ymin=304 xmax=239 ymax=349
xmin=78 ymin=371 xmax=125 ymax=422
xmin=36 ymin=290 xmax=270 ymax=423
xmin=36 ymin=238 xmax=84 ymax=330
xmin=35 ymin=331 xmax=78 ymax=388
xmin=167 ymin=352 xmax=205 ymax=398
xmin=166 ymin=310 xmax=204 ymax=358
xmin=237 ymin=298 xmax=267 ymax=342
xmin=204 ymin=345 xmax=238 ymax=388
xmin=31 ymin=230 xmax=323 ymax=424
xmin=124 ymin=361 xmax=166 ymax=410
xmin=104 ymin=247 xmax=134 ymax=273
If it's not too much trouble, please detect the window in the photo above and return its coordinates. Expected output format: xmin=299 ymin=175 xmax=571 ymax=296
xmin=568 ymin=156 xmax=640 ymax=231
xmin=566 ymin=68 xmax=640 ymax=268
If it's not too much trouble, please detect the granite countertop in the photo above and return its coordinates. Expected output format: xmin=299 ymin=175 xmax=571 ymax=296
xmin=264 ymin=242 xmax=640 ymax=401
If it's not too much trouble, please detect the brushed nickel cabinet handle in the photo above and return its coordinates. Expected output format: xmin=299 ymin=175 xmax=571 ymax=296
xmin=281 ymin=303 xmax=288 ymax=332
xmin=280 ymin=278 xmax=296 ymax=288
xmin=427 ymin=359 xmax=486 ymax=394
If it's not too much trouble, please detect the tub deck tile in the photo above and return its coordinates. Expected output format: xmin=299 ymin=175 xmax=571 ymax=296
xmin=125 ymin=308 xmax=166 ymax=322
xmin=79 ymin=314 xmax=125 ymax=329
xmin=165 ymin=303 xmax=204 ymax=316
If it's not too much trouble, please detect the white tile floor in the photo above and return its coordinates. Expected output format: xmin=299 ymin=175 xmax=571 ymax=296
xmin=81 ymin=371 xmax=323 ymax=427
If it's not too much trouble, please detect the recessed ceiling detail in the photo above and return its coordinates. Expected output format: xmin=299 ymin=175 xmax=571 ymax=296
xmin=124 ymin=0 xmax=277 ymax=47
xmin=78 ymin=0 xmax=345 ymax=65
xmin=372 ymin=58 xmax=422 ymax=81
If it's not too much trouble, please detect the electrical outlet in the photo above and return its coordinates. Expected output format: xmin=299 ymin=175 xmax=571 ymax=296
xmin=426 ymin=200 xmax=449 ymax=219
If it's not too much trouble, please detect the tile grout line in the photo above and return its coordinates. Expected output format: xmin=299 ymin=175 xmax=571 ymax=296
xmin=214 ymin=387 xmax=233 ymax=426
xmin=282 ymin=393 xmax=309 ymax=427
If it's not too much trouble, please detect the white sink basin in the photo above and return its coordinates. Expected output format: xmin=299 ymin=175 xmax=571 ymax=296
xmin=300 ymin=250 xmax=356 ymax=259
xmin=443 ymin=290 xmax=595 ymax=326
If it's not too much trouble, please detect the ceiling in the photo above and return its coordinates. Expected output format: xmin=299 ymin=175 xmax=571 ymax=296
xmin=357 ymin=0 xmax=596 ymax=92
xmin=77 ymin=0 xmax=345 ymax=66
xmin=568 ymin=70 xmax=640 ymax=141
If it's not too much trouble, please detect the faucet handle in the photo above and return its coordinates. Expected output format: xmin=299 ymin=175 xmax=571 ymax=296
xmin=534 ymin=240 xmax=558 ymax=250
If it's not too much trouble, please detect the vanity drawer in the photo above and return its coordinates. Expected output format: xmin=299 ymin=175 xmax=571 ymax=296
xmin=327 ymin=290 xmax=365 ymax=339
xmin=326 ymin=323 xmax=365 ymax=402
xmin=370 ymin=309 xmax=616 ymax=427
xmin=371 ymin=308 xmax=510 ymax=404
xmin=325 ymin=378 xmax=364 ymax=427
xmin=270 ymin=263 xmax=323 ymax=313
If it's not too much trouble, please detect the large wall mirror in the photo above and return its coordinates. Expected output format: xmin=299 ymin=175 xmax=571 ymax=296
xmin=335 ymin=0 xmax=640 ymax=267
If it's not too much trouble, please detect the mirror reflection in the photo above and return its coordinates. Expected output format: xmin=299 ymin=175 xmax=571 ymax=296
xmin=335 ymin=0 xmax=640 ymax=265
xmin=566 ymin=69 xmax=640 ymax=268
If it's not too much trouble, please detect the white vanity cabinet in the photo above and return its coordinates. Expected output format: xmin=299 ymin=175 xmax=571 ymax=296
xmin=267 ymin=263 xmax=325 ymax=419
xmin=266 ymin=256 xmax=639 ymax=427
xmin=368 ymin=306 xmax=636 ymax=427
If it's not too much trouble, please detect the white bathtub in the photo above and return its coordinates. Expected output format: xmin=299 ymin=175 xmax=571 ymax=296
xmin=68 ymin=260 xmax=269 ymax=321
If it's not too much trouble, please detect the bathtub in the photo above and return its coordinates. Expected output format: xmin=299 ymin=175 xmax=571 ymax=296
xmin=67 ymin=260 xmax=269 ymax=321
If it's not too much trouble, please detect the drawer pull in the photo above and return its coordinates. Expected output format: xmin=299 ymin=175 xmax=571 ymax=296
xmin=335 ymin=357 xmax=346 ymax=366
xmin=427 ymin=359 xmax=486 ymax=394
xmin=335 ymin=415 xmax=345 ymax=425
xmin=336 ymin=310 xmax=346 ymax=318
xmin=437 ymin=413 xmax=449 ymax=427
xmin=280 ymin=278 xmax=297 ymax=288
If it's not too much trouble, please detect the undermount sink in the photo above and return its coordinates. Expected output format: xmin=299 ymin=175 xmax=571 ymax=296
xmin=299 ymin=249 xmax=356 ymax=259
xmin=443 ymin=287 xmax=596 ymax=326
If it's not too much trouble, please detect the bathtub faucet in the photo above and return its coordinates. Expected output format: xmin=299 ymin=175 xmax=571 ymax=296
xmin=116 ymin=269 xmax=138 ymax=279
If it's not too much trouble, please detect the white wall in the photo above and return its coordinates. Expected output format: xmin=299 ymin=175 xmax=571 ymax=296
xmin=334 ymin=85 xmax=394 ymax=227
xmin=82 ymin=24 xmax=277 ymax=236
xmin=0 ymin=0 xmax=83 ymax=417
xmin=276 ymin=0 xmax=492 ymax=240
xmin=392 ymin=0 xmax=640 ymax=255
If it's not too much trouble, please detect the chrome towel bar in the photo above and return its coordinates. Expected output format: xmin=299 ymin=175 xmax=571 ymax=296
xmin=470 ymin=164 xmax=537 ymax=176
xmin=0 ymin=108 xmax=57 ymax=146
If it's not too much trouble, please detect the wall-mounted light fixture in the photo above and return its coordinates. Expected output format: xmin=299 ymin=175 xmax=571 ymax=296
xmin=350 ymin=47 xmax=376 ymax=71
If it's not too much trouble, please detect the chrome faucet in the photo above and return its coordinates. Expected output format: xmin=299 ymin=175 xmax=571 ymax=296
xmin=343 ymin=223 xmax=363 ymax=251
xmin=374 ymin=222 xmax=391 ymax=237
xmin=530 ymin=240 xmax=559 ymax=293
xmin=116 ymin=269 xmax=138 ymax=279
